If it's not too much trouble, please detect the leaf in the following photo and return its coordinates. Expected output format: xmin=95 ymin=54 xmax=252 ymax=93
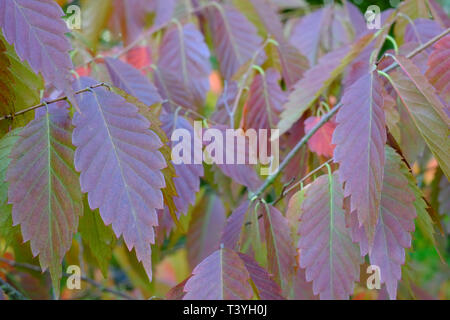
xmin=80 ymin=0 xmax=113 ymax=53
xmin=125 ymin=46 xmax=152 ymax=72
xmin=0 ymin=34 xmax=44 ymax=131
xmin=241 ymin=68 xmax=286 ymax=130
xmin=237 ymin=252 xmax=284 ymax=300
xmin=277 ymin=33 xmax=374 ymax=137
xmin=304 ymin=116 xmax=336 ymax=158
xmin=72 ymin=77 xmax=166 ymax=280
xmin=208 ymin=125 xmax=262 ymax=191
xmin=273 ymin=41 xmax=310 ymax=89
xmin=78 ymin=197 xmax=116 ymax=277
xmin=394 ymin=0 xmax=429 ymax=43
xmin=0 ymin=128 xmax=22 ymax=246
xmin=183 ymin=247 xmax=253 ymax=300
xmin=166 ymin=276 xmax=190 ymax=300
xmin=104 ymin=57 xmax=162 ymax=106
xmin=160 ymin=113 xmax=204 ymax=218
xmin=222 ymin=200 xmax=251 ymax=250
xmin=156 ymin=22 xmax=211 ymax=109
xmin=262 ymin=203 xmax=296 ymax=293
xmin=110 ymin=0 xmax=149 ymax=45
xmin=206 ymin=3 xmax=263 ymax=80
xmin=348 ymin=147 xmax=416 ymax=300
xmin=0 ymin=0 xmax=75 ymax=106
xmin=389 ymin=55 xmax=450 ymax=179
xmin=438 ymin=176 xmax=450 ymax=216
xmin=289 ymin=6 xmax=332 ymax=65
xmin=383 ymin=88 xmax=401 ymax=142
xmin=0 ymin=36 xmax=14 ymax=118
xmin=332 ymin=71 xmax=386 ymax=244
xmin=112 ymin=87 xmax=181 ymax=234
xmin=427 ymin=0 xmax=450 ymax=28
xmin=426 ymin=35 xmax=450 ymax=103
xmin=187 ymin=194 xmax=226 ymax=268
xmin=404 ymin=18 xmax=443 ymax=46
xmin=232 ymin=0 xmax=284 ymax=41
xmin=298 ymin=172 xmax=362 ymax=300
xmin=6 ymin=102 xmax=83 ymax=296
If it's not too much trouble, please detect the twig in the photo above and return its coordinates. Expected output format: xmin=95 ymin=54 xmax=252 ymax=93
xmin=0 ymin=83 xmax=108 ymax=121
xmin=271 ymin=158 xmax=333 ymax=205
xmin=252 ymin=29 xmax=449 ymax=199
xmin=0 ymin=258 xmax=134 ymax=300
xmin=382 ymin=28 xmax=450 ymax=73
xmin=0 ymin=277 xmax=28 ymax=300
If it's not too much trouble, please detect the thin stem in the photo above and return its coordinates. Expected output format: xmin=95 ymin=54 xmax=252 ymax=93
xmin=0 ymin=83 xmax=108 ymax=121
xmin=252 ymin=104 xmax=340 ymax=199
xmin=252 ymin=29 xmax=449 ymax=199
xmin=0 ymin=277 xmax=28 ymax=300
xmin=0 ymin=258 xmax=134 ymax=300
xmin=382 ymin=27 xmax=450 ymax=73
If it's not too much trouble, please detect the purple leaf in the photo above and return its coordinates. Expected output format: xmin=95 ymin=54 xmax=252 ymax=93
xmin=222 ymin=200 xmax=251 ymax=250
xmin=160 ymin=113 xmax=203 ymax=218
xmin=183 ymin=248 xmax=253 ymax=300
xmin=237 ymin=252 xmax=285 ymax=300
xmin=390 ymin=55 xmax=450 ymax=179
xmin=263 ymin=204 xmax=297 ymax=293
xmin=6 ymin=102 xmax=82 ymax=295
xmin=208 ymin=125 xmax=262 ymax=191
xmin=289 ymin=7 xmax=332 ymax=65
xmin=72 ymin=77 xmax=166 ymax=279
xmin=242 ymin=68 xmax=286 ymax=130
xmin=404 ymin=19 xmax=444 ymax=47
xmin=206 ymin=3 xmax=263 ymax=79
xmin=332 ymin=71 xmax=386 ymax=245
xmin=278 ymin=33 xmax=374 ymax=137
xmin=348 ymin=147 xmax=416 ymax=300
xmin=426 ymin=35 xmax=450 ymax=103
xmin=298 ymin=172 xmax=362 ymax=299
xmin=187 ymin=194 xmax=226 ymax=267
xmin=156 ymin=23 xmax=211 ymax=110
xmin=0 ymin=0 xmax=75 ymax=106
xmin=104 ymin=57 xmax=162 ymax=106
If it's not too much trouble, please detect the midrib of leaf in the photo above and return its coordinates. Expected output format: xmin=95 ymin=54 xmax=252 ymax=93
xmin=327 ymin=171 xmax=334 ymax=298
xmin=91 ymin=91 xmax=145 ymax=248
xmin=261 ymin=73 xmax=274 ymax=128
xmin=264 ymin=205 xmax=285 ymax=291
xmin=211 ymin=2 xmax=244 ymax=64
xmin=199 ymin=197 xmax=215 ymax=257
xmin=14 ymin=0 xmax=61 ymax=78
xmin=219 ymin=248 xmax=224 ymax=299
xmin=174 ymin=21 xmax=190 ymax=91
xmin=397 ymin=58 xmax=449 ymax=124
xmin=366 ymin=74 xmax=374 ymax=229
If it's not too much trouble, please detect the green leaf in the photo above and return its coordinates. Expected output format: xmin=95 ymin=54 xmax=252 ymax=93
xmin=389 ymin=55 xmax=450 ymax=179
xmin=79 ymin=197 xmax=116 ymax=277
xmin=0 ymin=128 xmax=21 ymax=249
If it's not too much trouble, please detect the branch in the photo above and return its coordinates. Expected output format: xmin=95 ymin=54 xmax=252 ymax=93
xmin=0 ymin=83 xmax=109 ymax=122
xmin=252 ymin=28 xmax=450 ymax=199
xmin=0 ymin=258 xmax=134 ymax=300
xmin=0 ymin=277 xmax=28 ymax=300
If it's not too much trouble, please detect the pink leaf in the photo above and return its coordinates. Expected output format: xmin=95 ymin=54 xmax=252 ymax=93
xmin=0 ymin=0 xmax=75 ymax=105
xmin=332 ymin=71 xmax=386 ymax=245
xmin=304 ymin=116 xmax=336 ymax=158
xmin=6 ymin=102 xmax=82 ymax=295
xmin=206 ymin=3 xmax=262 ymax=80
xmin=183 ymin=248 xmax=253 ymax=300
xmin=104 ymin=57 xmax=162 ymax=106
xmin=348 ymin=147 xmax=416 ymax=300
xmin=72 ymin=77 xmax=166 ymax=280
xmin=298 ymin=172 xmax=362 ymax=299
